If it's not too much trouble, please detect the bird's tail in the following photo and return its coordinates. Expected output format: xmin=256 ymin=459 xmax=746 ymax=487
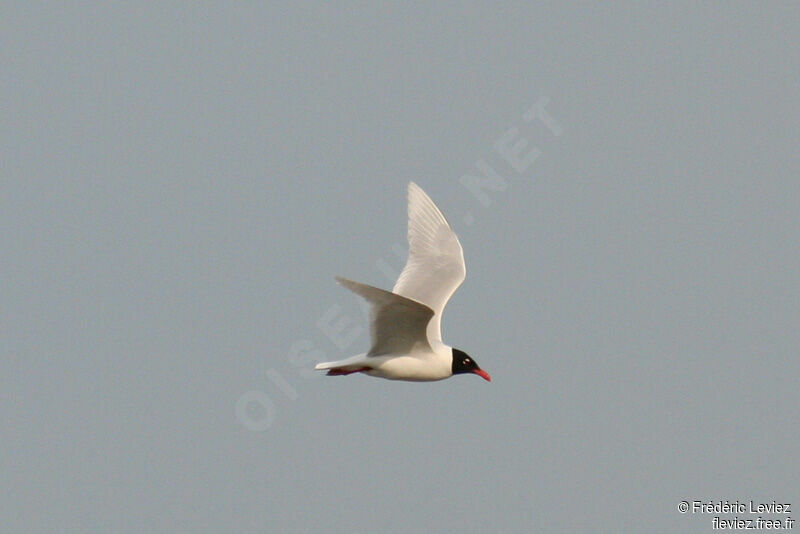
xmin=314 ymin=354 xmax=371 ymax=376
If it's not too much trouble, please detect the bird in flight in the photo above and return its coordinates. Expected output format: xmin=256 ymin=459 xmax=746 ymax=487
xmin=315 ymin=182 xmax=490 ymax=382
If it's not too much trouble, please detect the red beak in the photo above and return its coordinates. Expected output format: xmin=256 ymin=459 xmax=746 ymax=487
xmin=473 ymin=369 xmax=492 ymax=382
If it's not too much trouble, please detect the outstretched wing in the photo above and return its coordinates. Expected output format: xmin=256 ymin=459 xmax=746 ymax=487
xmin=392 ymin=182 xmax=466 ymax=342
xmin=336 ymin=277 xmax=435 ymax=356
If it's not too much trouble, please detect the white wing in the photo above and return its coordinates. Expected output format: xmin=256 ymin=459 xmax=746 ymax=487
xmin=336 ymin=277 xmax=435 ymax=356
xmin=393 ymin=182 xmax=466 ymax=342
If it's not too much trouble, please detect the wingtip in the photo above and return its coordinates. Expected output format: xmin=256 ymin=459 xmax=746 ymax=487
xmin=334 ymin=276 xmax=357 ymax=289
xmin=404 ymin=180 xmax=451 ymax=230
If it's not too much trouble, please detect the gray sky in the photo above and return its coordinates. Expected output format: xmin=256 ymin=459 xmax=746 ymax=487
xmin=2 ymin=3 xmax=799 ymax=533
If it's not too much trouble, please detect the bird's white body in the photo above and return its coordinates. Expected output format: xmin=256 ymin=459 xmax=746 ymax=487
xmin=314 ymin=340 xmax=453 ymax=382
xmin=314 ymin=182 xmax=490 ymax=383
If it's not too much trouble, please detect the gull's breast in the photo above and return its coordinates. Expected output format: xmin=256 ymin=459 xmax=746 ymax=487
xmin=365 ymin=354 xmax=451 ymax=382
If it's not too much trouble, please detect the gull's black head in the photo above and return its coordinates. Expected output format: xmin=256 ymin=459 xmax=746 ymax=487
xmin=451 ymin=348 xmax=491 ymax=381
